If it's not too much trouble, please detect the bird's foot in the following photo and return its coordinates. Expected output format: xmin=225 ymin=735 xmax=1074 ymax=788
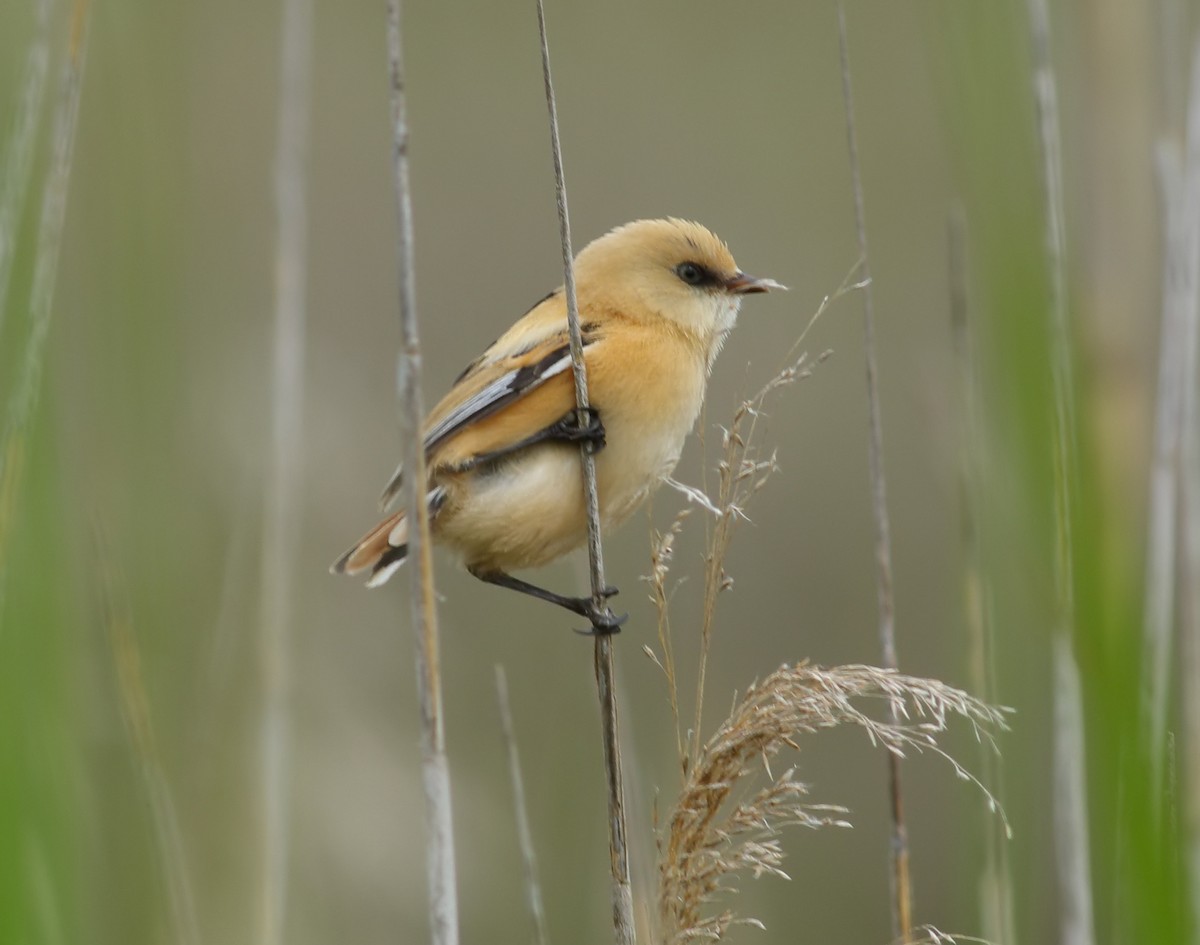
xmin=571 ymin=586 xmax=625 ymax=635
xmin=574 ymin=606 xmax=629 ymax=636
xmin=552 ymin=407 xmax=607 ymax=453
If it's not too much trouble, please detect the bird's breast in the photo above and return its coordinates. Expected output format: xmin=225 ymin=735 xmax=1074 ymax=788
xmin=588 ymin=331 xmax=708 ymax=528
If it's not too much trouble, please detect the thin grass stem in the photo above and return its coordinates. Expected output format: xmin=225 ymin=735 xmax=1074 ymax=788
xmin=385 ymin=5 xmax=459 ymax=944
xmin=1147 ymin=34 xmax=1200 ymax=832
xmin=1149 ymin=27 xmax=1200 ymax=852
xmin=1024 ymin=1 xmax=1095 ymax=942
xmin=686 ymin=275 xmax=846 ymax=769
xmin=534 ymin=4 xmax=634 ymax=942
xmin=256 ymin=0 xmax=313 ymax=938
xmin=836 ymin=8 xmax=911 ymax=940
xmin=494 ymin=666 xmax=550 ymax=945
xmin=949 ymin=208 xmax=1015 ymax=945
xmin=1172 ymin=39 xmax=1200 ymax=945
xmin=0 ymin=0 xmax=91 ymax=602
xmin=0 ymin=0 xmax=54 ymax=339
xmin=97 ymin=536 xmax=202 ymax=945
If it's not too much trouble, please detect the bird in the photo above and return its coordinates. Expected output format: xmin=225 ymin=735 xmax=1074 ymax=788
xmin=332 ymin=218 xmax=783 ymax=631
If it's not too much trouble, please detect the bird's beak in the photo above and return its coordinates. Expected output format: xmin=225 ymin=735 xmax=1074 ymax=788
xmin=725 ymin=271 xmax=787 ymax=294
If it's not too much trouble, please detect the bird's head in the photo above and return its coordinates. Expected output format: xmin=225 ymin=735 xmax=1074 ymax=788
xmin=573 ymin=218 xmax=784 ymax=357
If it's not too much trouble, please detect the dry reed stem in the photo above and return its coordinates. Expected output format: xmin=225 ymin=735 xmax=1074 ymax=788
xmin=495 ymin=666 xmax=551 ymax=945
xmin=0 ymin=0 xmax=54 ymax=338
xmin=1024 ymin=2 xmax=1095 ymax=943
xmin=657 ymin=662 xmax=1009 ymax=944
xmin=646 ymin=275 xmax=851 ymax=781
xmin=256 ymin=0 xmax=312 ymax=939
xmin=684 ymin=278 xmax=849 ymax=768
xmin=0 ymin=0 xmax=90 ymax=590
xmin=96 ymin=537 xmax=202 ymax=945
xmin=1171 ymin=39 xmax=1200 ymax=945
xmin=643 ymin=509 xmax=691 ymax=772
xmin=534 ymin=3 xmax=634 ymax=943
xmin=386 ymin=4 xmax=459 ymax=943
xmin=948 ymin=210 xmax=1014 ymax=945
xmin=836 ymin=8 xmax=911 ymax=939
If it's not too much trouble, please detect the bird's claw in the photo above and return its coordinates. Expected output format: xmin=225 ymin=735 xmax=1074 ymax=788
xmin=554 ymin=407 xmax=607 ymax=452
xmin=573 ymin=606 xmax=629 ymax=636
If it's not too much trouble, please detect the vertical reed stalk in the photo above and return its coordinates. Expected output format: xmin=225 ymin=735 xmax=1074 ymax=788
xmin=0 ymin=0 xmax=91 ymax=594
xmin=257 ymin=0 xmax=312 ymax=939
xmin=1143 ymin=20 xmax=1196 ymax=831
xmin=0 ymin=0 xmax=54 ymax=338
xmin=494 ymin=666 xmax=550 ymax=945
xmin=1024 ymin=1 xmax=1095 ymax=943
xmin=385 ymin=5 xmax=459 ymax=943
xmin=949 ymin=209 xmax=1015 ymax=945
xmin=98 ymin=544 xmax=202 ymax=945
xmin=1171 ymin=39 xmax=1200 ymax=945
xmin=836 ymin=7 xmax=911 ymax=940
xmin=534 ymin=3 xmax=634 ymax=942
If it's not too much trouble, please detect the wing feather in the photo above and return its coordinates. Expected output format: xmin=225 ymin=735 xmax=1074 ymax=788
xmin=378 ymin=308 xmax=598 ymax=509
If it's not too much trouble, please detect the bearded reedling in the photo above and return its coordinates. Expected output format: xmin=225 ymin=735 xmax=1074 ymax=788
xmin=333 ymin=218 xmax=783 ymax=631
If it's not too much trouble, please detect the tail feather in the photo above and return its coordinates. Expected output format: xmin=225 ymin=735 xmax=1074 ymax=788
xmin=366 ymin=543 xmax=409 ymax=588
xmin=331 ymin=486 xmax=445 ymax=587
xmin=330 ymin=512 xmax=407 ymax=576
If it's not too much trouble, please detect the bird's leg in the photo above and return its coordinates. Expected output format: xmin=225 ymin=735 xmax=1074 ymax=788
xmin=460 ymin=408 xmax=607 ymax=470
xmin=468 ymin=567 xmax=626 ymax=634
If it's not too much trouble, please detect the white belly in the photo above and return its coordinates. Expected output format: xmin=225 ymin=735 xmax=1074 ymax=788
xmin=436 ymin=418 xmax=688 ymax=572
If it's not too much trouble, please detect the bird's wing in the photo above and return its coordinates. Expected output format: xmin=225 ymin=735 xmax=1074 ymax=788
xmin=424 ymin=331 xmax=596 ymax=471
xmin=378 ymin=289 xmax=599 ymax=509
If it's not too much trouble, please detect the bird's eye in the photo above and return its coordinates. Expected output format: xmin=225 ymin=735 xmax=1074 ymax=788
xmin=676 ymin=262 xmax=707 ymax=286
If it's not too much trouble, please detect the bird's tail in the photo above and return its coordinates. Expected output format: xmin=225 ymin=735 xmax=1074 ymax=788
xmin=330 ymin=487 xmax=445 ymax=588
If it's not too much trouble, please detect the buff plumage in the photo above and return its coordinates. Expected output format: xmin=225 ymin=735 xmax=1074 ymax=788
xmin=333 ymin=218 xmax=782 ymax=627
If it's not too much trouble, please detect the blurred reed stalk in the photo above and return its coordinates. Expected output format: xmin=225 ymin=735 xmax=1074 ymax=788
xmin=0 ymin=0 xmax=53 ymax=338
xmin=494 ymin=666 xmax=550 ymax=945
xmin=1165 ymin=39 xmax=1200 ymax=945
xmin=1144 ymin=20 xmax=1196 ymax=833
xmin=836 ymin=8 xmax=911 ymax=940
xmin=0 ymin=0 xmax=90 ymax=596
xmin=385 ymin=4 xmax=459 ymax=943
xmin=97 ymin=538 xmax=201 ymax=945
xmin=1024 ymin=1 xmax=1096 ymax=943
xmin=533 ymin=4 xmax=635 ymax=942
xmin=949 ymin=209 xmax=1014 ymax=945
xmin=256 ymin=0 xmax=312 ymax=939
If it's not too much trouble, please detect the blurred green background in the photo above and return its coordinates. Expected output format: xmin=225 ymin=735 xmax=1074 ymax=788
xmin=0 ymin=0 xmax=1186 ymax=943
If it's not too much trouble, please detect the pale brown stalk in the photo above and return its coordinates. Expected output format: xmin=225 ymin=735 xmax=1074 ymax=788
xmin=837 ymin=7 xmax=910 ymax=939
xmin=647 ymin=291 xmax=841 ymax=779
xmin=686 ymin=281 xmax=846 ymax=767
xmin=534 ymin=3 xmax=633 ymax=941
xmin=495 ymin=666 xmax=550 ymax=945
xmin=386 ymin=3 xmax=458 ymax=943
xmin=642 ymin=510 xmax=690 ymax=773
xmin=256 ymin=0 xmax=312 ymax=938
